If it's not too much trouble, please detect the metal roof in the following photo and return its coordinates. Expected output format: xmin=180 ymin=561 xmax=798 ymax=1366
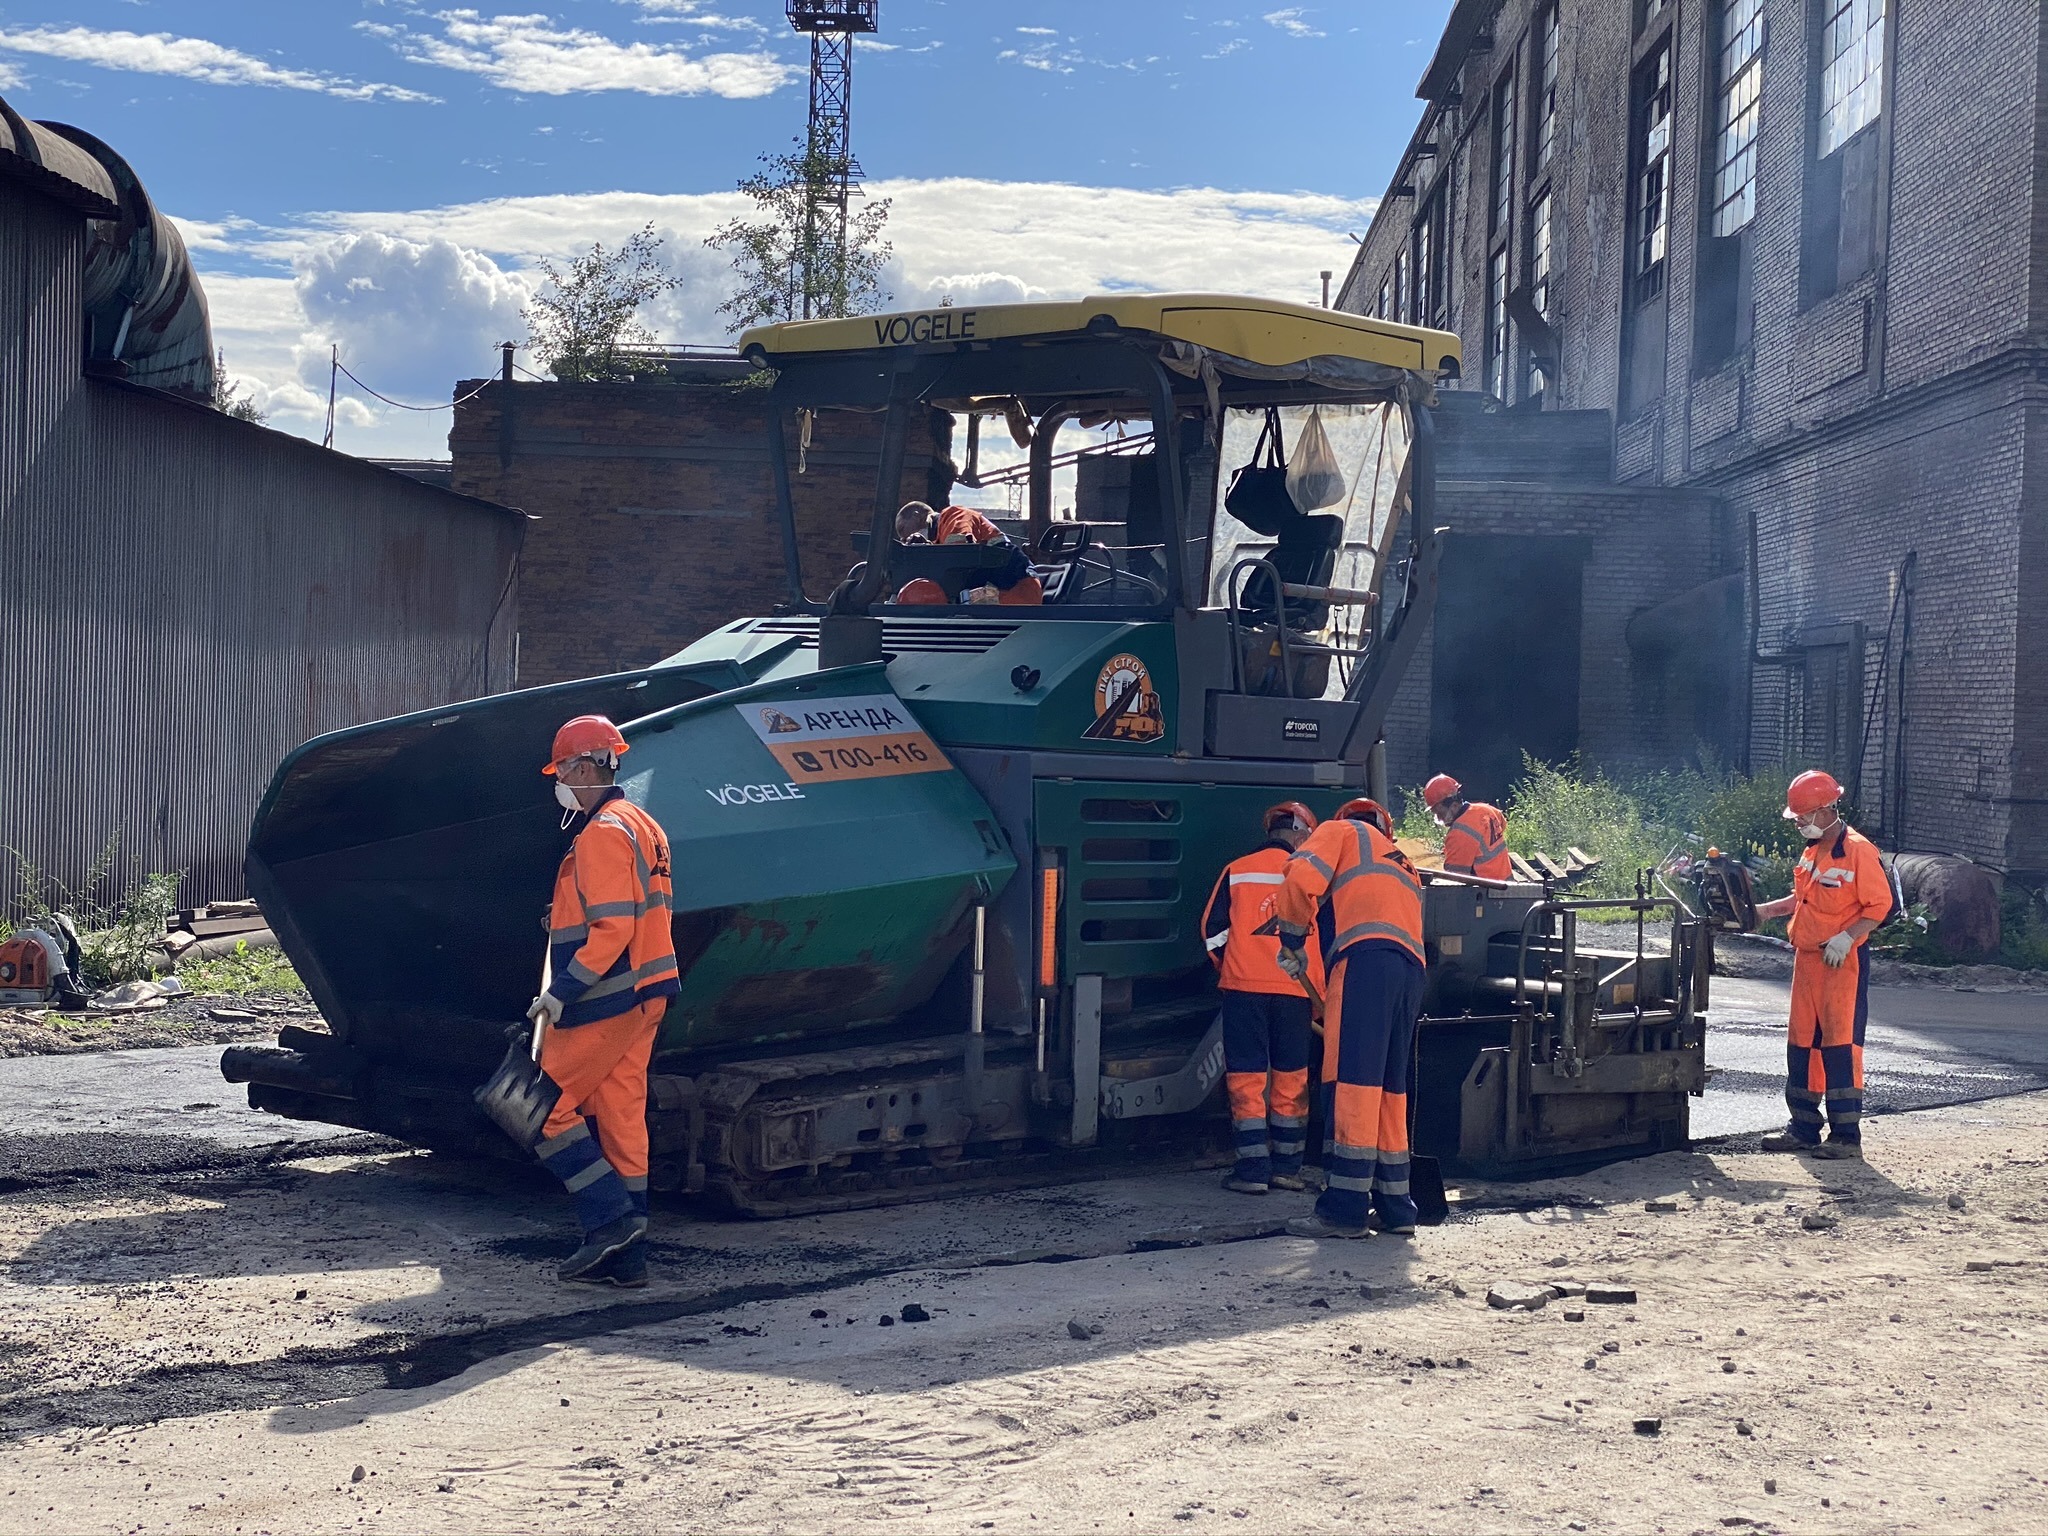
xmin=0 ymin=94 xmax=119 ymax=218
xmin=740 ymin=292 xmax=1461 ymax=375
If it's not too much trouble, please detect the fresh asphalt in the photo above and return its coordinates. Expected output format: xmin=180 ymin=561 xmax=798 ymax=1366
xmin=0 ymin=977 xmax=2042 ymax=1163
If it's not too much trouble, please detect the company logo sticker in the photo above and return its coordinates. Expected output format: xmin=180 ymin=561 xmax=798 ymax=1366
xmin=736 ymin=693 xmax=952 ymax=784
xmin=1084 ymin=653 xmax=1165 ymax=743
xmin=1283 ymin=718 xmax=1321 ymax=742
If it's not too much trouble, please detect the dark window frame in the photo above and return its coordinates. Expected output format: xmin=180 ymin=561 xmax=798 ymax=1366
xmin=1694 ymin=0 xmax=1766 ymax=374
xmin=1799 ymin=0 xmax=1894 ymax=307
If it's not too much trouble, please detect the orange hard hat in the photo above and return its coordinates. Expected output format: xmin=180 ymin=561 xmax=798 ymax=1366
xmin=894 ymin=578 xmax=947 ymax=605
xmin=543 ymin=715 xmax=628 ymax=775
xmin=1784 ymin=769 xmax=1844 ymax=819
xmin=1336 ymin=797 xmax=1393 ymax=836
xmin=1422 ymin=774 xmax=1462 ymax=809
xmin=1263 ymin=801 xmax=1317 ymax=834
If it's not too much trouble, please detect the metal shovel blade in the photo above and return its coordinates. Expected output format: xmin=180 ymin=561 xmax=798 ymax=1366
xmin=473 ymin=1026 xmax=561 ymax=1148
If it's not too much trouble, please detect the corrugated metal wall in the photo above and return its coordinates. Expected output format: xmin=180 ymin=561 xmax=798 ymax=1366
xmin=0 ymin=180 xmax=522 ymax=914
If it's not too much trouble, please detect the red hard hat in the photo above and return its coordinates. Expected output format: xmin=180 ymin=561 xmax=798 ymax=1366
xmin=1336 ymin=797 xmax=1393 ymax=836
xmin=894 ymin=578 xmax=947 ymax=605
xmin=1784 ymin=769 xmax=1844 ymax=819
xmin=543 ymin=714 xmax=628 ymax=775
xmin=1263 ymin=801 xmax=1317 ymax=834
xmin=1422 ymin=774 xmax=1462 ymax=809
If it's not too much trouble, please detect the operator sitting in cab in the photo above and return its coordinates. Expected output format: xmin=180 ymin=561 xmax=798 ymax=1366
xmin=525 ymin=716 xmax=679 ymax=1287
xmin=890 ymin=501 xmax=1044 ymax=607
xmin=1201 ymin=803 xmax=1331 ymax=1196
xmin=1275 ymin=798 xmax=1427 ymax=1240
xmin=1423 ymin=774 xmax=1512 ymax=881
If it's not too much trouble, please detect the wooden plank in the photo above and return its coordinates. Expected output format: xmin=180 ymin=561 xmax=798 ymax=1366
xmin=188 ymin=916 xmax=270 ymax=939
xmin=1530 ymin=852 xmax=1568 ymax=881
xmin=1508 ymin=853 xmax=1544 ymax=883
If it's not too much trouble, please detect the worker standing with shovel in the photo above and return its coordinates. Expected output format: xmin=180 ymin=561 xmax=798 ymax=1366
xmin=521 ymin=716 xmax=680 ymax=1285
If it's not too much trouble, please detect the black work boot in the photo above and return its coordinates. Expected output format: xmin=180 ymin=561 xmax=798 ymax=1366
xmin=570 ymin=1239 xmax=649 ymax=1288
xmin=558 ymin=1214 xmax=646 ymax=1283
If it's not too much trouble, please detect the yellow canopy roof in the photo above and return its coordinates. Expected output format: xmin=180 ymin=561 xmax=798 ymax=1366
xmin=740 ymin=292 xmax=1461 ymax=377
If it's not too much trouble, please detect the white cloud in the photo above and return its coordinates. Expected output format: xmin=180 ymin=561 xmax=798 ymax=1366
xmin=1015 ymin=26 xmax=1059 ymax=36
xmin=0 ymin=25 xmax=437 ymax=101
xmin=625 ymin=0 xmax=769 ymax=32
xmin=1262 ymin=8 xmax=1325 ymax=38
xmin=191 ymin=178 xmax=1375 ymax=457
xmin=367 ymin=10 xmax=793 ymax=97
xmin=0 ymin=56 xmax=22 ymax=89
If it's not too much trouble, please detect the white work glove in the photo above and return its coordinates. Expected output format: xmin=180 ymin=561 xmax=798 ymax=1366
xmin=1822 ymin=932 xmax=1854 ymax=969
xmin=1274 ymin=945 xmax=1308 ymax=984
xmin=963 ymin=584 xmax=1002 ymax=606
xmin=526 ymin=992 xmax=565 ymax=1027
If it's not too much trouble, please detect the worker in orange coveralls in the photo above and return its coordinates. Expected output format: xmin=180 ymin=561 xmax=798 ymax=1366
xmin=934 ymin=504 xmax=1044 ymax=606
xmin=1422 ymin=774 xmax=1512 ymax=880
xmin=1201 ymin=802 xmax=1331 ymax=1196
xmin=1273 ymin=797 xmax=1426 ymax=1238
xmin=1754 ymin=770 xmax=1892 ymax=1159
xmin=529 ymin=715 xmax=680 ymax=1285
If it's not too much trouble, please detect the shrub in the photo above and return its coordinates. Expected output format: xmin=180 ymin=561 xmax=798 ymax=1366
xmin=6 ymin=841 xmax=184 ymax=988
xmin=178 ymin=940 xmax=306 ymax=996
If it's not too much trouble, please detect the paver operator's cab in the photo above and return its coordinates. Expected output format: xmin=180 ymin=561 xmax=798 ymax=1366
xmin=226 ymin=295 xmax=1708 ymax=1213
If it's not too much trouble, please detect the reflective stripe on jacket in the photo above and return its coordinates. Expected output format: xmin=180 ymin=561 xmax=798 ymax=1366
xmin=548 ymin=788 xmax=680 ymax=1027
xmin=1788 ymin=823 xmax=1892 ymax=952
xmin=1276 ymin=817 xmax=1425 ymax=966
xmin=1201 ymin=841 xmax=1329 ymax=996
xmin=1443 ymin=801 xmax=1511 ymax=880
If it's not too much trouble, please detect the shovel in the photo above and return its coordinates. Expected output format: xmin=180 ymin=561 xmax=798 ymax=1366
xmin=473 ymin=950 xmax=562 ymax=1147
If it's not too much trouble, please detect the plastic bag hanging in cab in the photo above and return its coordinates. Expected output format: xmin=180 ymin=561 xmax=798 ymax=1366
xmin=1285 ymin=407 xmax=1346 ymax=512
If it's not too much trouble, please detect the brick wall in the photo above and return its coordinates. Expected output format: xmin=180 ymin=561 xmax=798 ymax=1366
xmin=450 ymin=378 xmax=945 ymax=686
xmin=1340 ymin=0 xmax=2048 ymax=875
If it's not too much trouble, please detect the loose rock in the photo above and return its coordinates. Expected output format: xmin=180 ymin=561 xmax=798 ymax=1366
xmin=1586 ymin=1286 xmax=1636 ymax=1305
xmin=1066 ymin=1318 xmax=1093 ymax=1340
xmin=1801 ymin=1213 xmax=1839 ymax=1232
xmin=1722 ymin=1359 xmax=1738 ymax=1373
xmin=1563 ymin=1309 xmax=1586 ymax=1322
xmin=350 ymin=1466 xmax=365 ymax=1485
xmin=878 ymin=1315 xmax=895 ymax=1327
xmin=900 ymin=1303 xmax=930 ymax=1323
xmin=1645 ymin=1200 xmax=1679 ymax=1213
xmin=1764 ymin=1479 xmax=1778 ymax=1495
xmin=1948 ymin=1192 xmax=1968 ymax=1211
xmin=1486 ymin=1281 xmax=1551 ymax=1311
xmin=1634 ymin=1417 xmax=1662 ymax=1436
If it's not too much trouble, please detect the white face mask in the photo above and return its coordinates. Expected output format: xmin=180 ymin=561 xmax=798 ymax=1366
xmin=1797 ymin=815 xmax=1829 ymax=842
xmin=554 ymin=781 xmax=584 ymax=812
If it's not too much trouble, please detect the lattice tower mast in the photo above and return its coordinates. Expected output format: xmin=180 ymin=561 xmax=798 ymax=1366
xmin=786 ymin=2 xmax=878 ymax=319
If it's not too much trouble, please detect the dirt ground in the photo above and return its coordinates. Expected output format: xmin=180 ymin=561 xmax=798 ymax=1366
xmin=0 ymin=999 xmax=317 ymax=1059
xmin=1 ymin=1090 xmax=2045 ymax=1535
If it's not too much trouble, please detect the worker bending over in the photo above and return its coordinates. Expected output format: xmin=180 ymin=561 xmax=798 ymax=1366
xmin=1274 ymin=798 xmax=1426 ymax=1238
xmin=891 ymin=502 xmax=1044 ymax=606
xmin=1423 ymin=774 xmax=1511 ymax=881
xmin=528 ymin=715 xmax=680 ymax=1284
xmin=1754 ymin=771 xmax=1892 ymax=1159
xmin=1201 ymin=802 xmax=1330 ymax=1195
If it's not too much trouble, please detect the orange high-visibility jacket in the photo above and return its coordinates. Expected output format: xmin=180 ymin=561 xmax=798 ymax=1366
xmin=548 ymin=789 xmax=680 ymax=1027
xmin=1277 ymin=817 xmax=1425 ymax=965
xmin=936 ymin=505 xmax=1003 ymax=545
xmin=1442 ymin=801 xmax=1511 ymax=880
xmin=1201 ymin=842 xmax=1329 ymax=996
xmin=1787 ymin=823 xmax=1892 ymax=953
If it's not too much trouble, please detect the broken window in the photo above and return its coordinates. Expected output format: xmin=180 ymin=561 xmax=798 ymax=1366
xmin=1531 ymin=7 xmax=1559 ymax=175
xmin=1394 ymin=246 xmax=1410 ymax=325
xmin=1377 ymin=277 xmax=1390 ymax=319
xmin=1819 ymin=0 xmax=1885 ymax=155
xmin=1491 ymin=69 xmax=1517 ymax=240
xmin=1623 ymin=35 xmax=1674 ymax=414
xmin=1801 ymin=0 xmax=1889 ymax=305
xmin=1710 ymin=0 xmax=1764 ymax=236
xmin=1486 ymin=248 xmax=1511 ymax=399
xmin=1695 ymin=0 xmax=1763 ymax=371
xmin=1526 ymin=191 xmax=1554 ymax=395
xmin=1632 ymin=41 xmax=1673 ymax=304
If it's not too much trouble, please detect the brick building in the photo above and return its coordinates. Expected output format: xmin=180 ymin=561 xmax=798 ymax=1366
xmin=449 ymin=357 xmax=947 ymax=686
xmin=1340 ymin=0 xmax=2048 ymax=878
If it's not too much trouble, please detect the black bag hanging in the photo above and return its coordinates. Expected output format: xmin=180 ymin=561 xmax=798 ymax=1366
xmin=1223 ymin=407 xmax=1298 ymax=536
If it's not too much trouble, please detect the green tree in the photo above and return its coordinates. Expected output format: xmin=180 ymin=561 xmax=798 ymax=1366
xmin=707 ymin=127 xmax=892 ymax=330
xmin=211 ymin=349 xmax=267 ymax=423
xmin=524 ymin=223 xmax=681 ymax=382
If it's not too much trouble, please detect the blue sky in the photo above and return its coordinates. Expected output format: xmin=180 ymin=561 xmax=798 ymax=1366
xmin=0 ymin=1 xmax=1451 ymax=453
